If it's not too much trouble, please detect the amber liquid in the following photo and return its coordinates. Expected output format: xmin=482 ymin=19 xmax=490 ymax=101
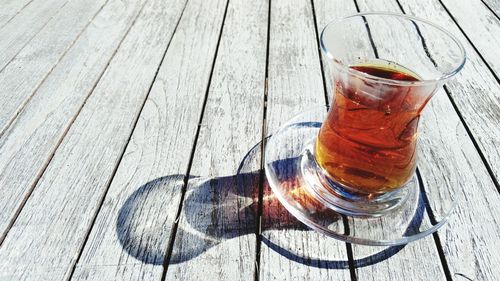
xmin=316 ymin=64 xmax=424 ymax=194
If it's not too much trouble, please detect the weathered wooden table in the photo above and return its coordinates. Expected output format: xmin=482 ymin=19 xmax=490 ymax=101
xmin=0 ymin=0 xmax=498 ymax=280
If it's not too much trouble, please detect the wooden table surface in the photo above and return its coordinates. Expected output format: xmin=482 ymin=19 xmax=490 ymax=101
xmin=0 ymin=0 xmax=498 ymax=280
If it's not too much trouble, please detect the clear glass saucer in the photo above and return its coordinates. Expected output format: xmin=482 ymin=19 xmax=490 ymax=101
xmin=264 ymin=106 xmax=457 ymax=246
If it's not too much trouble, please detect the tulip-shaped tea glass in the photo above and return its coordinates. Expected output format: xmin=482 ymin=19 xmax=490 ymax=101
xmin=264 ymin=12 xmax=465 ymax=245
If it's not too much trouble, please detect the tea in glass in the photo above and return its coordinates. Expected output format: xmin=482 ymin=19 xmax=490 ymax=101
xmin=315 ymin=62 xmax=429 ymax=194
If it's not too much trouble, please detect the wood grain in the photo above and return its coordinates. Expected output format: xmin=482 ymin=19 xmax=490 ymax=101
xmin=0 ymin=0 xmax=109 ymax=136
xmin=439 ymin=0 xmax=500 ymax=76
xmin=0 ymin=0 xmax=185 ymax=279
xmin=260 ymin=0 xmax=351 ymax=280
xmin=398 ymin=0 xmax=500 ymax=189
xmin=0 ymin=0 xmax=497 ymax=280
xmin=0 ymin=0 xmax=68 ymax=71
xmin=0 ymin=0 xmax=146 ymax=245
xmin=0 ymin=0 xmax=34 ymax=28
xmin=71 ymin=0 xmax=232 ymax=279
xmin=165 ymin=0 xmax=267 ymax=279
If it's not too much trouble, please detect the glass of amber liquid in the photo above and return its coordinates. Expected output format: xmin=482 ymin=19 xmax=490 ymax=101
xmin=303 ymin=13 xmax=466 ymax=216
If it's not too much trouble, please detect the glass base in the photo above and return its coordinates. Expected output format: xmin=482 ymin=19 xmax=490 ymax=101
xmin=300 ymin=142 xmax=417 ymax=217
xmin=264 ymin=106 xmax=456 ymax=246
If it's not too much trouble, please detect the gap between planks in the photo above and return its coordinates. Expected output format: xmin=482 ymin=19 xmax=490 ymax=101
xmin=415 ymin=170 xmax=453 ymax=281
xmin=253 ymin=0 xmax=273 ymax=278
xmin=159 ymin=0 xmax=231 ymax=279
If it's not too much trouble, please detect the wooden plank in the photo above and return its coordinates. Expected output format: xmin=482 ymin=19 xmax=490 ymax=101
xmin=70 ymin=0 xmax=232 ymax=279
xmin=0 ymin=0 xmax=68 ymax=71
xmin=397 ymin=0 xmax=500 ymax=186
xmin=164 ymin=0 xmax=267 ymax=279
xmin=439 ymin=0 xmax=500 ymax=77
xmin=0 ymin=0 xmax=34 ymax=28
xmin=259 ymin=0 xmax=351 ymax=280
xmin=0 ymin=0 xmax=109 ymax=137
xmin=0 ymin=0 xmax=146 ymax=244
xmin=0 ymin=0 xmax=186 ymax=278
xmin=312 ymin=0 xmax=447 ymax=279
xmin=392 ymin=0 xmax=500 ymax=279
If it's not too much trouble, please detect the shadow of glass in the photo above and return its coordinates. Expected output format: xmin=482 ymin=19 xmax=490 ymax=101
xmin=115 ymin=165 xmax=424 ymax=268
xmin=115 ymin=168 xmax=312 ymax=265
xmin=260 ymin=189 xmax=427 ymax=269
xmin=116 ymin=121 xmax=425 ymax=268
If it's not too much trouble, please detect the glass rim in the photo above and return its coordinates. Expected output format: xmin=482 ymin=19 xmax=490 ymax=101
xmin=320 ymin=12 xmax=467 ymax=86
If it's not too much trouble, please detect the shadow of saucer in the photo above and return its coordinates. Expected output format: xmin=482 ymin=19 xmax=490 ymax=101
xmin=115 ymin=164 xmax=424 ymax=268
xmin=115 ymin=166 xmax=313 ymax=265
xmin=116 ymin=122 xmax=425 ymax=268
xmin=259 ymin=190 xmax=426 ymax=269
